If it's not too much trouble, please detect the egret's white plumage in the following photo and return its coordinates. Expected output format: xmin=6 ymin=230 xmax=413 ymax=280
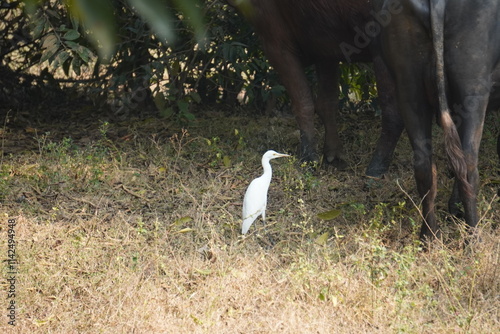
xmin=242 ymin=150 xmax=290 ymax=234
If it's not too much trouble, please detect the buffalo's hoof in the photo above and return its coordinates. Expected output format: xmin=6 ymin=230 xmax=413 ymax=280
xmin=324 ymin=156 xmax=348 ymax=170
xmin=448 ymin=200 xmax=464 ymax=219
xmin=365 ymin=168 xmax=387 ymax=179
xmin=363 ymin=176 xmax=387 ymax=191
xmin=298 ymin=151 xmax=319 ymax=164
xmin=464 ymin=228 xmax=482 ymax=247
xmin=419 ymin=229 xmax=443 ymax=250
xmin=365 ymin=161 xmax=390 ymax=179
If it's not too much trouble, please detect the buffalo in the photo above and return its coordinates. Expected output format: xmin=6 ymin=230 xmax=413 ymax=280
xmin=230 ymin=0 xmax=500 ymax=242
xmin=229 ymin=0 xmax=404 ymax=177
xmin=374 ymin=0 xmax=500 ymax=240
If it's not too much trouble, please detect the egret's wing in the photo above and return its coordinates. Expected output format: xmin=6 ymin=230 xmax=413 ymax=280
xmin=242 ymin=177 xmax=267 ymax=234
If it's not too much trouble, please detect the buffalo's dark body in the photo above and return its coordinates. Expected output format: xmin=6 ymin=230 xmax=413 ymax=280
xmin=374 ymin=0 xmax=500 ymax=239
xmin=231 ymin=0 xmax=403 ymax=176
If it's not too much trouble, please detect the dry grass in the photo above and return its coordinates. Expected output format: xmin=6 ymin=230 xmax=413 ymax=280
xmin=1 ymin=108 xmax=499 ymax=333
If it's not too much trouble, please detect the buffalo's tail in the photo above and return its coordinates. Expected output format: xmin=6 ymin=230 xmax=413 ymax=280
xmin=430 ymin=0 xmax=472 ymax=196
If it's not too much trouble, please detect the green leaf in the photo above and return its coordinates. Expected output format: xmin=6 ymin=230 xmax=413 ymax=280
xmin=33 ymin=17 xmax=47 ymax=39
xmin=173 ymin=216 xmax=193 ymax=225
xmin=153 ymin=93 xmax=167 ymax=110
xmin=66 ymin=0 xmax=117 ymax=60
xmin=190 ymin=314 xmax=203 ymax=325
xmin=64 ymin=41 xmax=79 ymax=49
xmin=46 ymin=8 xmax=61 ymax=19
xmin=41 ymin=34 xmax=58 ymax=50
xmin=70 ymin=15 xmax=80 ymax=32
xmin=160 ymin=107 xmax=174 ymax=118
xmin=176 ymin=227 xmax=194 ymax=234
xmin=190 ymin=91 xmax=201 ymax=104
xmin=23 ymin=0 xmax=40 ymax=15
xmin=63 ymin=29 xmax=80 ymax=40
xmin=71 ymin=56 xmax=82 ymax=76
xmin=62 ymin=57 xmax=72 ymax=76
xmin=317 ymin=209 xmax=342 ymax=221
xmin=183 ymin=112 xmax=195 ymax=121
xmin=40 ymin=48 xmax=57 ymax=64
xmin=40 ymin=34 xmax=60 ymax=63
xmin=75 ymin=45 xmax=94 ymax=63
xmin=194 ymin=268 xmax=212 ymax=275
xmin=314 ymin=232 xmax=330 ymax=245
xmin=223 ymin=156 xmax=231 ymax=168
xmin=177 ymin=100 xmax=189 ymax=114
xmin=52 ymin=50 xmax=70 ymax=68
xmin=271 ymin=84 xmax=286 ymax=96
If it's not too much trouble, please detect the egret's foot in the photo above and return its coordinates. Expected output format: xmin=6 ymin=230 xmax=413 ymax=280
xmin=257 ymin=232 xmax=276 ymax=249
xmin=256 ymin=221 xmax=276 ymax=249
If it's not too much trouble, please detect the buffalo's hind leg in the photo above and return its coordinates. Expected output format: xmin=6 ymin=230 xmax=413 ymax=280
xmin=391 ymin=80 xmax=439 ymax=240
xmin=408 ymin=115 xmax=440 ymax=241
xmin=445 ymin=54 xmax=491 ymax=235
xmin=446 ymin=92 xmax=488 ymax=235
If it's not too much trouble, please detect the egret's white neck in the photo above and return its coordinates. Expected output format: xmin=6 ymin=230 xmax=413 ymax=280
xmin=261 ymin=156 xmax=273 ymax=180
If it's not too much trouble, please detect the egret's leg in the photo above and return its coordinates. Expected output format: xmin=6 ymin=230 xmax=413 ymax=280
xmin=260 ymin=211 xmax=267 ymax=233
xmin=258 ymin=211 xmax=276 ymax=247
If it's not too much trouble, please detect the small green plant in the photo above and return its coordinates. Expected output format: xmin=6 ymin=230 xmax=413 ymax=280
xmin=291 ymin=198 xmax=315 ymax=237
xmin=204 ymin=129 xmax=244 ymax=168
xmin=283 ymin=161 xmax=319 ymax=195
xmin=93 ymin=120 xmax=116 ymax=156
xmin=206 ymin=136 xmax=225 ymax=167
xmin=367 ymin=243 xmax=389 ymax=287
xmin=233 ymin=128 xmax=245 ymax=151
xmin=156 ymin=90 xmax=199 ymax=124
xmin=367 ymin=201 xmax=409 ymax=234
xmin=136 ymin=218 xmax=148 ymax=235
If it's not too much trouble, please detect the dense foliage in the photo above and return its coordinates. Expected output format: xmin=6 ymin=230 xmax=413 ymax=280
xmin=0 ymin=0 xmax=377 ymax=119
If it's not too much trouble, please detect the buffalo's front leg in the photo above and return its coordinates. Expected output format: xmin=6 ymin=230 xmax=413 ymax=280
xmin=315 ymin=61 xmax=346 ymax=169
xmin=366 ymin=56 xmax=404 ymax=177
xmin=263 ymin=44 xmax=318 ymax=162
xmin=289 ymin=73 xmax=317 ymax=163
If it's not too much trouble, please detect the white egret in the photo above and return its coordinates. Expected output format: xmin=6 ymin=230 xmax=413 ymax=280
xmin=242 ymin=150 xmax=291 ymax=234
